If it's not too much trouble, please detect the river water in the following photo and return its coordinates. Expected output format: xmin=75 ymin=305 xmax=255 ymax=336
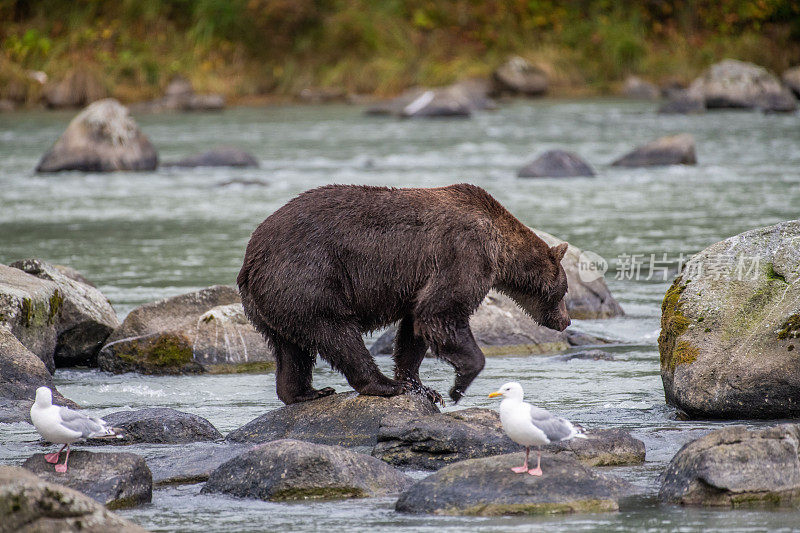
xmin=1 ymin=100 xmax=799 ymax=531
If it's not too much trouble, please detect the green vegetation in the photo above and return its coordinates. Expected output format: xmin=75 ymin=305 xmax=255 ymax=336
xmin=1 ymin=0 xmax=799 ymax=103
xmin=116 ymin=333 xmax=195 ymax=370
xmin=777 ymin=314 xmax=800 ymax=340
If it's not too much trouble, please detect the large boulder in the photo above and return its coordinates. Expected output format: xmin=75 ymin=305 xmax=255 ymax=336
xmin=0 ymin=264 xmax=61 ymax=371
xmin=22 ymin=451 xmax=152 ymax=509
xmin=659 ymin=220 xmax=800 ymax=419
xmin=10 ymin=259 xmax=119 ymax=368
xmin=611 ymin=134 xmax=697 ymax=167
xmin=782 ymin=66 xmax=800 ymax=98
xmin=86 ymin=408 xmax=222 ymax=445
xmin=36 ymin=99 xmax=158 ymax=172
xmin=97 ymin=286 xmax=274 ymax=374
xmin=621 ymin=76 xmax=659 ymax=100
xmin=165 ymin=147 xmax=259 ymax=168
xmin=0 ymin=466 xmax=147 ymax=532
xmin=395 ymin=453 xmax=633 ymax=515
xmin=0 ymin=329 xmax=75 ymax=423
xmin=201 ymin=439 xmax=411 ymax=501
xmin=373 ymin=407 xmax=645 ymax=470
xmin=517 ymin=150 xmax=595 ymax=178
xmin=41 ymin=68 xmax=107 ymax=109
xmin=688 ymin=59 xmax=797 ymax=112
xmin=491 ymin=56 xmax=548 ymax=97
xmin=226 ymin=392 xmax=438 ymax=447
xmin=659 ymin=425 xmax=800 ymax=506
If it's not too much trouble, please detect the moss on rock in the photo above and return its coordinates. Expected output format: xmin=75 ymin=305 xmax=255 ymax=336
xmin=777 ymin=314 xmax=800 ymax=341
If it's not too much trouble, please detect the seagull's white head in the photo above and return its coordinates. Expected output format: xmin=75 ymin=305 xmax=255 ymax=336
xmin=34 ymin=386 xmax=52 ymax=407
xmin=488 ymin=382 xmax=524 ymax=402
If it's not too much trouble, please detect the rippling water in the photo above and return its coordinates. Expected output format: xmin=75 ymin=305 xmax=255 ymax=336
xmin=1 ymin=100 xmax=799 ymax=532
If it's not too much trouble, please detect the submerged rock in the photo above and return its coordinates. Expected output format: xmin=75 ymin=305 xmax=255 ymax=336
xmin=226 ymin=392 xmax=438 ymax=447
xmin=491 ymin=56 xmax=548 ymax=97
xmin=621 ymin=76 xmax=659 ymax=100
xmin=10 ymin=259 xmax=119 ymax=368
xmin=548 ymin=349 xmax=615 ymax=362
xmin=202 ymin=439 xmax=411 ymax=501
xmin=658 ymin=91 xmax=705 ymax=114
xmin=165 ymin=147 xmax=259 ymax=168
xmin=659 ymin=425 xmax=800 ymax=506
xmin=0 ymin=329 xmax=76 ymax=423
xmin=373 ymin=408 xmax=644 ymax=470
xmin=659 ymin=219 xmax=800 ymax=419
xmin=23 ymin=451 xmax=152 ymax=509
xmin=36 ymin=99 xmax=158 ymax=172
xmin=517 ymin=150 xmax=595 ymax=178
xmin=611 ymin=134 xmax=696 ymax=167
xmin=395 ymin=453 xmax=633 ymax=515
xmin=97 ymin=286 xmax=274 ymax=375
xmin=86 ymin=408 xmax=222 ymax=445
xmin=148 ymin=443 xmax=248 ymax=485
xmin=688 ymin=59 xmax=797 ymax=112
xmin=0 ymin=466 xmax=147 ymax=532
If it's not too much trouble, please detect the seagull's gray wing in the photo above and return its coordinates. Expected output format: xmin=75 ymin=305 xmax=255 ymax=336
xmin=529 ymin=405 xmax=575 ymax=442
xmin=58 ymin=407 xmax=109 ymax=438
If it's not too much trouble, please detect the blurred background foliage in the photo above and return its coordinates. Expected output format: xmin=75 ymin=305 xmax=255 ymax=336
xmin=1 ymin=0 xmax=799 ymax=101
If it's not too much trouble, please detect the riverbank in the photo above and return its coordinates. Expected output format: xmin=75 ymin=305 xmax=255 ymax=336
xmin=2 ymin=1 xmax=799 ymax=108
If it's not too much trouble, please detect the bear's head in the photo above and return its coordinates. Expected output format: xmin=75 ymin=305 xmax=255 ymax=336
xmin=534 ymin=242 xmax=571 ymax=331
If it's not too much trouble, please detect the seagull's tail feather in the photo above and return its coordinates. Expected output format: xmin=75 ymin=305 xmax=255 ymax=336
xmin=571 ymin=423 xmax=589 ymax=439
xmin=87 ymin=418 xmax=124 ymax=439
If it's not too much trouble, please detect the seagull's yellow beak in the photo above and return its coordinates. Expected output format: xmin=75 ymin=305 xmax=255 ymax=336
xmin=488 ymin=391 xmax=503 ymax=398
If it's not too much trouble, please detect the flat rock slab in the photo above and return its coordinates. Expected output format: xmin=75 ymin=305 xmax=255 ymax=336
xmin=226 ymin=392 xmax=438 ymax=447
xmin=22 ymin=451 xmax=152 ymax=509
xmin=659 ymin=424 xmax=800 ymax=507
xmin=395 ymin=452 xmax=633 ymax=515
xmin=86 ymin=408 xmax=222 ymax=445
xmin=373 ymin=408 xmax=644 ymax=470
xmin=612 ymin=134 xmax=696 ymax=167
xmin=165 ymin=147 xmax=259 ymax=168
xmin=0 ymin=466 xmax=147 ymax=532
xmin=148 ymin=443 xmax=249 ymax=485
xmin=201 ymin=439 xmax=411 ymax=501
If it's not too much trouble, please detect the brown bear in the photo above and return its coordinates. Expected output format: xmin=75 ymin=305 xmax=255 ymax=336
xmin=237 ymin=183 xmax=570 ymax=405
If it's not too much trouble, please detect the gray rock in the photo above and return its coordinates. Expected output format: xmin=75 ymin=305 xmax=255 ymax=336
xmin=491 ymin=56 xmax=548 ymax=97
xmin=22 ymin=451 xmax=152 ymax=509
xmin=0 ymin=264 xmax=61 ymax=371
xmin=41 ymin=68 xmax=106 ymax=109
xmin=517 ymin=150 xmax=595 ymax=178
xmin=36 ymin=99 xmax=157 ymax=173
xmin=131 ymin=77 xmax=225 ymax=113
xmin=782 ymin=66 xmax=800 ymax=98
xmin=659 ymin=219 xmax=800 ymax=419
xmin=201 ymin=439 xmax=411 ymax=501
xmin=85 ymin=408 xmax=222 ymax=445
xmin=148 ymin=443 xmax=248 ymax=485
xmin=548 ymin=349 xmax=615 ymax=361
xmin=688 ymin=59 xmax=797 ymax=112
xmin=98 ymin=286 xmax=274 ymax=375
xmin=395 ymin=452 xmax=633 ymax=515
xmin=297 ymin=87 xmax=347 ymax=103
xmin=226 ymin=392 xmax=438 ymax=447
xmin=166 ymin=147 xmax=259 ymax=168
xmin=10 ymin=259 xmax=119 ymax=368
xmin=0 ymin=329 xmax=76 ymax=422
xmin=0 ymin=466 xmax=148 ymax=532
xmin=373 ymin=408 xmax=644 ymax=470
xmin=658 ymin=91 xmax=706 ymax=114
xmin=621 ymin=76 xmax=659 ymax=100
xmin=0 ymin=99 xmax=15 ymax=112
xmin=659 ymin=424 xmax=800 ymax=506
xmin=611 ymin=133 xmax=697 ymax=167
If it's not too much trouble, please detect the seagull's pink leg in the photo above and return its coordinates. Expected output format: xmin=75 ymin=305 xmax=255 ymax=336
xmin=528 ymin=449 xmax=543 ymax=476
xmin=54 ymin=445 xmax=70 ymax=473
xmin=511 ymin=447 xmax=530 ymax=473
xmin=44 ymin=444 xmax=66 ymax=464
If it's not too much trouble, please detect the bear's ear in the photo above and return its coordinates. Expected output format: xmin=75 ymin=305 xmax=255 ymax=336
xmin=550 ymin=242 xmax=569 ymax=262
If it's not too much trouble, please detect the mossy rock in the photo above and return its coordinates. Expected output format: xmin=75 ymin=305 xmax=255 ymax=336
xmin=659 ymin=219 xmax=800 ymax=419
xmin=98 ymin=333 xmax=202 ymax=374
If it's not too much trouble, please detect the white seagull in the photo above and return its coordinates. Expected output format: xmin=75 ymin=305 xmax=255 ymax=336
xmin=489 ymin=382 xmax=587 ymax=476
xmin=29 ymin=386 xmax=120 ymax=472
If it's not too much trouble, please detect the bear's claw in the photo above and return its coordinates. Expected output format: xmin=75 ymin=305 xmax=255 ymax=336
xmin=403 ymin=380 xmax=445 ymax=407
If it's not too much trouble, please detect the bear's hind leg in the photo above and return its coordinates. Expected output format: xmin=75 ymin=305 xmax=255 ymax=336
xmin=318 ymin=324 xmax=407 ymax=398
xmin=273 ymin=335 xmax=335 ymax=404
xmin=393 ymin=315 xmax=444 ymax=405
xmin=425 ymin=320 xmax=485 ymax=403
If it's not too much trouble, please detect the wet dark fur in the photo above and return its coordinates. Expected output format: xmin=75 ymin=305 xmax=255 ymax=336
xmin=237 ymin=184 xmax=570 ymax=405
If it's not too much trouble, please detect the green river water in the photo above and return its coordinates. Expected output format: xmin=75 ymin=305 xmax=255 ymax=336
xmin=0 ymin=100 xmax=799 ymax=531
